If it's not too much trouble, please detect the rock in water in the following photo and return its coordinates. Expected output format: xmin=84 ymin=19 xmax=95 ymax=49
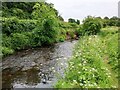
xmin=42 ymin=79 xmax=47 ymax=84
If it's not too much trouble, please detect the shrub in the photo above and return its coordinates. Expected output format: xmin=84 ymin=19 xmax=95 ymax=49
xmin=34 ymin=15 xmax=60 ymax=45
xmin=11 ymin=33 xmax=30 ymax=50
xmin=2 ymin=34 xmax=12 ymax=48
xmin=82 ymin=16 xmax=103 ymax=35
xmin=75 ymin=25 xmax=83 ymax=37
xmin=59 ymin=21 xmax=72 ymax=29
xmin=69 ymin=23 xmax=79 ymax=29
xmin=12 ymin=8 xmax=25 ymax=18
xmin=2 ymin=17 xmax=37 ymax=35
xmin=57 ymin=28 xmax=66 ymax=42
xmin=2 ymin=46 xmax=14 ymax=57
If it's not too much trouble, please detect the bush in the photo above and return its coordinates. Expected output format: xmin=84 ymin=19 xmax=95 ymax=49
xmin=82 ymin=16 xmax=103 ymax=35
xmin=2 ymin=46 xmax=14 ymax=57
xmin=34 ymin=16 xmax=60 ymax=45
xmin=59 ymin=21 xmax=72 ymax=29
xmin=2 ymin=17 xmax=37 ymax=35
xmin=11 ymin=33 xmax=30 ymax=50
xmin=2 ymin=2 xmax=36 ymax=19
xmin=57 ymin=28 xmax=66 ymax=42
xmin=69 ymin=23 xmax=79 ymax=28
xmin=75 ymin=25 xmax=83 ymax=37
xmin=2 ymin=34 xmax=12 ymax=48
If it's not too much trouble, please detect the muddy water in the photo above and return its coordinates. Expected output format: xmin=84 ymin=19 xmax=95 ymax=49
xmin=2 ymin=40 xmax=77 ymax=89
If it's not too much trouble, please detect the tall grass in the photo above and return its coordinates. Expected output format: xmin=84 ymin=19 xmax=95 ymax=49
xmin=55 ymin=27 xmax=118 ymax=88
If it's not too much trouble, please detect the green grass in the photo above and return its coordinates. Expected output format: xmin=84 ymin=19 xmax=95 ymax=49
xmin=55 ymin=27 xmax=118 ymax=88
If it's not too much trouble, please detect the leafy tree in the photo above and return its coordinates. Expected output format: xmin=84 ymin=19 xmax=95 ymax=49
xmin=110 ymin=16 xmax=118 ymax=20
xmin=103 ymin=16 xmax=119 ymax=27
xmin=68 ymin=18 xmax=76 ymax=23
xmin=96 ymin=17 xmax=102 ymax=19
xmin=104 ymin=16 xmax=109 ymax=20
xmin=76 ymin=19 xmax=80 ymax=25
xmin=32 ymin=2 xmax=60 ymax=45
xmin=2 ymin=2 xmax=36 ymax=19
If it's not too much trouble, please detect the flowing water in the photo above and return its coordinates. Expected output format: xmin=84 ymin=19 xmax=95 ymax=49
xmin=2 ymin=40 xmax=77 ymax=89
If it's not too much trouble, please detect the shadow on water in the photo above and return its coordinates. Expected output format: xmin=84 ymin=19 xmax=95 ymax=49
xmin=2 ymin=40 xmax=77 ymax=89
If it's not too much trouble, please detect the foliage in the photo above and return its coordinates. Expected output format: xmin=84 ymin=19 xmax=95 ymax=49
xmin=76 ymin=19 xmax=80 ymax=25
xmin=68 ymin=18 xmax=80 ymax=25
xmin=68 ymin=18 xmax=76 ymax=23
xmin=75 ymin=25 xmax=83 ymax=37
xmin=2 ymin=2 xmax=36 ymax=19
xmin=33 ymin=16 xmax=60 ymax=45
xmin=69 ymin=23 xmax=79 ymax=29
xmin=1 ymin=46 xmax=14 ymax=57
xmin=32 ymin=2 xmax=60 ymax=45
xmin=58 ymin=15 xmax=64 ymax=21
xmin=2 ymin=34 xmax=12 ymax=48
xmin=55 ymin=27 xmax=118 ymax=88
xmin=2 ymin=17 xmax=37 ymax=36
xmin=106 ymin=34 xmax=118 ymax=74
xmin=102 ymin=16 xmax=120 ymax=27
xmin=57 ymin=28 xmax=66 ymax=42
xmin=32 ymin=2 xmax=57 ymax=19
xmin=100 ymin=27 xmax=118 ymax=75
xmin=2 ymin=2 xmax=63 ymax=57
xmin=59 ymin=21 xmax=72 ymax=29
xmin=11 ymin=33 xmax=30 ymax=50
xmin=82 ymin=16 xmax=103 ymax=35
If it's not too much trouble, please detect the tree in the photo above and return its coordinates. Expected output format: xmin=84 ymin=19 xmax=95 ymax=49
xmin=110 ymin=16 xmax=118 ymax=20
xmin=76 ymin=19 xmax=80 ymax=25
xmin=68 ymin=18 xmax=76 ymax=23
xmin=32 ymin=2 xmax=60 ymax=45
xmin=104 ymin=16 xmax=109 ymax=20
xmin=108 ymin=16 xmax=118 ymax=26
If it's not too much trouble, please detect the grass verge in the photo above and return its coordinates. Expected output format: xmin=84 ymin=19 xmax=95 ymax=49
xmin=55 ymin=27 xmax=118 ymax=88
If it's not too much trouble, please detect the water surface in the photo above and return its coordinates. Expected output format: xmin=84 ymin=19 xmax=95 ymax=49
xmin=2 ymin=40 xmax=77 ymax=89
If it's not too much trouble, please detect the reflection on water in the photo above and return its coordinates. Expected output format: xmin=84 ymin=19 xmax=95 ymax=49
xmin=2 ymin=40 xmax=77 ymax=89
xmin=2 ymin=68 xmax=40 ymax=88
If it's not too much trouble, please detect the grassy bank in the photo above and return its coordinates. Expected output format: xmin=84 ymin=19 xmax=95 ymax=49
xmin=55 ymin=27 xmax=118 ymax=88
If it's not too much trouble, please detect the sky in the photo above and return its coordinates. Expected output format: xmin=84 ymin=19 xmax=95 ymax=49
xmin=46 ymin=0 xmax=119 ymax=22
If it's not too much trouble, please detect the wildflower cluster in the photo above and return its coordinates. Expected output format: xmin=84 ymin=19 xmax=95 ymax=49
xmin=55 ymin=29 xmax=118 ymax=88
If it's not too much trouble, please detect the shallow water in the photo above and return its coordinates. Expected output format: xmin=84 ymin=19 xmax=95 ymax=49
xmin=2 ymin=40 xmax=77 ymax=89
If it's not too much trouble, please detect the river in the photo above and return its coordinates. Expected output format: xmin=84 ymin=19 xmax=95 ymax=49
xmin=2 ymin=40 xmax=77 ymax=89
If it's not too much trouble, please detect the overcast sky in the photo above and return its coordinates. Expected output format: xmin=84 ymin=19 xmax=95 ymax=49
xmin=46 ymin=0 xmax=119 ymax=22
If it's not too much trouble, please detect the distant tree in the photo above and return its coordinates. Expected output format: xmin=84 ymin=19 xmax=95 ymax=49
xmin=76 ymin=19 xmax=80 ymax=25
xmin=68 ymin=18 xmax=76 ymax=23
xmin=96 ymin=17 xmax=102 ymax=19
xmin=110 ymin=16 xmax=118 ymax=20
xmin=104 ymin=16 xmax=109 ymax=20
xmin=108 ymin=16 xmax=118 ymax=26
